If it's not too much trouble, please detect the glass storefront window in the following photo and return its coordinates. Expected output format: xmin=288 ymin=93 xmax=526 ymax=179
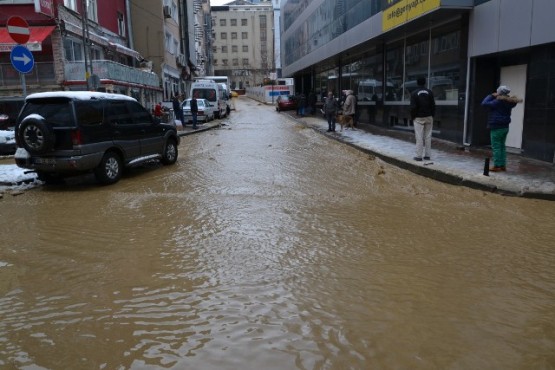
xmin=430 ymin=25 xmax=463 ymax=102
xmin=385 ymin=42 xmax=404 ymax=101
xmin=315 ymin=67 xmax=339 ymax=101
xmin=383 ymin=23 xmax=464 ymax=104
xmin=403 ymin=32 xmax=430 ymax=101
xmin=354 ymin=53 xmax=384 ymax=102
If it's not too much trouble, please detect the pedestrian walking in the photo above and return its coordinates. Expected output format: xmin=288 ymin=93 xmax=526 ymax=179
xmin=298 ymin=93 xmax=307 ymax=117
xmin=190 ymin=97 xmax=199 ymax=130
xmin=172 ymin=94 xmax=183 ymax=126
xmin=323 ymin=91 xmax=338 ymax=132
xmin=410 ymin=77 xmax=436 ymax=161
xmin=481 ymin=85 xmax=523 ymax=172
xmin=342 ymin=90 xmax=357 ymax=125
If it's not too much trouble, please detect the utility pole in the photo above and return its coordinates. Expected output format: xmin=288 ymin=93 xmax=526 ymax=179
xmin=81 ymin=0 xmax=94 ymax=90
xmin=81 ymin=0 xmax=90 ymax=90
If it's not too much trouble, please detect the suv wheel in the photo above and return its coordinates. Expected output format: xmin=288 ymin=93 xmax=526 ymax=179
xmin=161 ymin=138 xmax=178 ymax=165
xmin=18 ymin=118 xmax=55 ymax=154
xmin=94 ymin=151 xmax=122 ymax=185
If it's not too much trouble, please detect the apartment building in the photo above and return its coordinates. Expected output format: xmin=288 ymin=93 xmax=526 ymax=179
xmin=211 ymin=0 xmax=274 ymax=90
xmin=281 ymin=0 xmax=555 ymax=163
xmin=0 ymin=0 xmax=160 ymax=107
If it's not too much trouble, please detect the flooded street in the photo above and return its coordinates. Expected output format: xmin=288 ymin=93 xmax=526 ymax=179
xmin=1 ymin=97 xmax=555 ymax=369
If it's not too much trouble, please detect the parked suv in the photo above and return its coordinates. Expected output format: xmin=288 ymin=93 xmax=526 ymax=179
xmin=14 ymin=91 xmax=180 ymax=185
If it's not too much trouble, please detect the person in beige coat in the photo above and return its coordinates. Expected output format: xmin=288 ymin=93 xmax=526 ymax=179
xmin=342 ymin=90 xmax=357 ymax=126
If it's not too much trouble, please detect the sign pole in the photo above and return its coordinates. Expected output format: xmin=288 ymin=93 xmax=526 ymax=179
xmin=21 ymin=73 xmax=27 ymax=97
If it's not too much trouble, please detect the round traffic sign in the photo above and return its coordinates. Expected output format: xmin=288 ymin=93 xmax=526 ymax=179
xmin=7 ymin=16 xmax=30 ymax=44
xmin=10 ymin=45 xmax=35 ymax=74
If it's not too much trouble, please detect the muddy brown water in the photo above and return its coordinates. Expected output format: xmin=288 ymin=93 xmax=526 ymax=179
xmin=1 ymin=98 xmax=554 ymax=369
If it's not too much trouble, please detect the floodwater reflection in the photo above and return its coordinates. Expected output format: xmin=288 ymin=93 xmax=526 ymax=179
xmin=1 ymin=98 xmax=554 ymax=369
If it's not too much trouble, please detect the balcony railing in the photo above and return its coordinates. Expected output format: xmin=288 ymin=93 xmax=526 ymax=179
xmin=1 ymin=60 xmax=160 ymax=90
xmin=0 ymin=62 xmax=56 ymax=87
xmin=65 ymin=60 xmax=160 ymax=88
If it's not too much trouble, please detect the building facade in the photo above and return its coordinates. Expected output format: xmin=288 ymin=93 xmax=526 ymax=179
xmin=1 ymin=0 xmax=161 ymax=107
xmin=211 ymin=0 xmax=275 ymax=90
xmin=281 ymin=0 xmax=555 ymax=163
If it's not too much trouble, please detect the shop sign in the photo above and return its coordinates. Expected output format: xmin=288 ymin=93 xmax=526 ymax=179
xmin=34 ymin=0 xmax=54 ymax=18
xmin=382 ymin=0 xmax=440 ymax=32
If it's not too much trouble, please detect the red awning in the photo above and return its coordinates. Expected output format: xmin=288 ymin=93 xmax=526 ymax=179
xmin=0 ymin=26 xmax=56 ymax=52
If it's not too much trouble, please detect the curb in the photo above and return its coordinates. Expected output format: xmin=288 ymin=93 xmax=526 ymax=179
xmin=288 ymin=115 xmax=555 ymax=201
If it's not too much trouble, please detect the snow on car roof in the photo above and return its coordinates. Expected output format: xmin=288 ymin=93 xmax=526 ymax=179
xmin=25 ymin=91 xmax=137 ymax=101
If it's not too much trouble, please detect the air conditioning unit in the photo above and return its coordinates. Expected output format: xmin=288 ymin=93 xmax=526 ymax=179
xmin=163 ymin=5 xmax=172 ymax=18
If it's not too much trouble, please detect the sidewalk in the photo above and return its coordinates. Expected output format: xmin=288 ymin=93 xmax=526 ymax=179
xmin=176 ymin=120 xmax=226 ymax=137
xmin=285 ymin=112 xmax=555 ymax=201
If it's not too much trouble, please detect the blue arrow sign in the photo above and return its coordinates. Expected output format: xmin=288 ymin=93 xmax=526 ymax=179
xmin=10 ymin=45 xmax=34 ymax=74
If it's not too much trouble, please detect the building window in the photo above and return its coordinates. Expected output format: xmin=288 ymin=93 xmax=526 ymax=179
xmin=241 ymin=19 xmax=247 ymax=26
xmin=232 ymin=45 xmax=238 ymax=52
xmin=222 ymin=59 xmax=228 ymax=66
xmin=242 ymin=58 xmax=249 ymax=66
xmin=117 ymin=12 xmax=126 ymax=37
xmin=242 ymin=45 xmax=248 ymax=52
xmin=222 ymin=46 xmax=228 ymax=53
xmin=259 ymin=15 xmax=267 ymax=27
xmin=214 ymin=59 xmax=218 ymax=65
xmin=64 ymin=38 xmax=83 ymax=61
xmin=242 ymin=32 xmax=248 ymax=40
xmin=213 ymin=46 xmax=217 ymax=53
xmin=86 ymin=0 xmax=98 ymax=22
xmin=220 ymin=19 xmax=226 ymax=26
xmin=221 ymin=32 xmax=227 ymax=40
xmin=165 ymin=32 xmax=178 ymax=53
xmin=231 ymin=32 xmax=237 ymax=39
xmin=232 ymin=58 xmax=239 ymax=66
xmin=260 ymin=30 xmax=267 ymax=41
xmin=231 ymin=19 xmax=237 ymax=26
xmin=64 ymin=0 xmax=77 ymax=11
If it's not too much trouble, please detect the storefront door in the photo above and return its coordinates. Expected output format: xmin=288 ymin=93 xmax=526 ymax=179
xmin=500 ymin=64 xmax=526 ymax=149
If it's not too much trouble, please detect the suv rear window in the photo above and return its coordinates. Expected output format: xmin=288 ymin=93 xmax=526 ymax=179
xmin=75 ymin=101 xmax=104 ymax=126
xmin=20 ymin=98 xmax=75 ymax=128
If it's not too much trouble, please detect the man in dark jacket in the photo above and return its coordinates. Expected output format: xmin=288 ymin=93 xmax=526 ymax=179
xmin=190 ymin=97 xmax=199 ymax=130
xmin=410 ymin=77 xmax=436 ymax=161
xmin=323 ymin=91 xmax=338 ymax=132
xmin=481 ymin=85 xmax=522 ymax=172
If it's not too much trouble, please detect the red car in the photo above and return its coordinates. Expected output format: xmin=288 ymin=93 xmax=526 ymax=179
xmin=275 ymin=95 xmax=297 ymax=112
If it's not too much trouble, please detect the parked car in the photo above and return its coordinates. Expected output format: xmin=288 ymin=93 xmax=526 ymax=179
xmin=14 ymin=91 xmax=180 ymax=185
xmin=182 ymin=98 xmax=215 ymax=124
xmin=0 ymin=96 xmax=25 ymax=130
xmin=275 ymin=95 xmax=297 ymax=112
xmin=0 ymin=130 xmax=16 ymax=155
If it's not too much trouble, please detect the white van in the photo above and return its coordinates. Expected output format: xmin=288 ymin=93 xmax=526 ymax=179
xmin=190 ymin=79 xmax=227 ymax=118
xmin=218 ymin=83 xmax=232 ymax=115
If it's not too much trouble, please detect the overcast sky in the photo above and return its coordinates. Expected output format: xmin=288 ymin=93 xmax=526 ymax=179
xmin=210 ymin=0 xmax=230 ymax=6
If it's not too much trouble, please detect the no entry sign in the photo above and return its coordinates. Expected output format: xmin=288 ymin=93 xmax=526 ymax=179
xmin=7 ymin=16 xmax=30 ymax=45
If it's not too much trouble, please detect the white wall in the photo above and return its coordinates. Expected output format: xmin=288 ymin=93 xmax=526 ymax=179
xmin=469 ymin=0 xmax=555 ymax=58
